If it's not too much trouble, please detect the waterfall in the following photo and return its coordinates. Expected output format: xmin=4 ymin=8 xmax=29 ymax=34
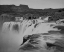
xmin=1 ymin=19 xmax=64 ymax=52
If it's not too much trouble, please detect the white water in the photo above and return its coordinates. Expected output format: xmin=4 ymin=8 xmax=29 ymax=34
xmin=0 ymin=19 xmax=64 ymax=52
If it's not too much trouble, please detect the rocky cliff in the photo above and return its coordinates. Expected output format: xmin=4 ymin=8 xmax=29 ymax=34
xmin=0 ymin=4 xmax=64 ymax=22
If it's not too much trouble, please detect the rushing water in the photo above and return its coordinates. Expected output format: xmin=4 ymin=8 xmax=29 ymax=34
xmin=0 ymin=19 xmax=64 ymax=52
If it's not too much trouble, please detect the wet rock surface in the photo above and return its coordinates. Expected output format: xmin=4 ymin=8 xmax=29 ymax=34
xmin=1 ymin=19 xmax=64 ymax=52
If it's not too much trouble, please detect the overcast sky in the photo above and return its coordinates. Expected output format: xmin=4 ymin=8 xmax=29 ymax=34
xmin=0 ymin=0 xmax=64 ymax=9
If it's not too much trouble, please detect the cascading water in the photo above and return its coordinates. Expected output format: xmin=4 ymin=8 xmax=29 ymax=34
xmin=1 ymin=19 xmax=64 ymax=52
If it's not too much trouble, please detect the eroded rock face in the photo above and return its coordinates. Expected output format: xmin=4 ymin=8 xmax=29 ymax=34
xmin=20 ymin=22 xmax=64 ymax=52
xmin=19 ymin=33 xmax=64 ymax=52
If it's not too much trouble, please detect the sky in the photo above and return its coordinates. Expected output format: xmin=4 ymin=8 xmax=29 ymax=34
xmin=0 ymin=0 xmax=64 ymax=9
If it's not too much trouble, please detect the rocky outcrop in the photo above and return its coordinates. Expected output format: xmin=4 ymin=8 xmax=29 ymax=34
xmin=0 ymin=4 xmax=64 ymax=22
xmin=0 ymin=4 xmax=29 ymax=13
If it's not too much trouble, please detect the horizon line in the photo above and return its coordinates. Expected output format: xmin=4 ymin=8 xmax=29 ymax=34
xmin=0 ymin=4 xmax=64 ymax=9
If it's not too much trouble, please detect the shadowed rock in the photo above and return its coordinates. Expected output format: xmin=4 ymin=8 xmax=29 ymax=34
xmin=12 ymin=24 xmax=19 ymax=32
xmin=19 ymin=33 xmax=64 ymax=52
